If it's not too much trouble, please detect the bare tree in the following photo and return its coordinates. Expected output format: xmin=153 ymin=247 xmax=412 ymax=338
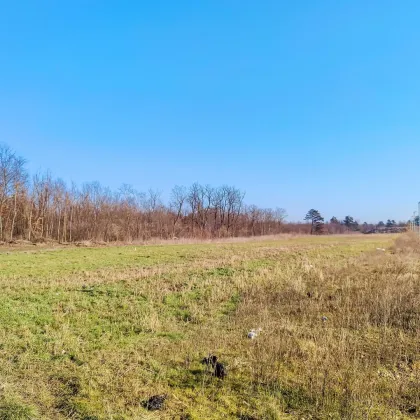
xmin=170 ymin=185 xmax=188 ymax=237
xmin=0 ymin=144 xmax=27 ymax=240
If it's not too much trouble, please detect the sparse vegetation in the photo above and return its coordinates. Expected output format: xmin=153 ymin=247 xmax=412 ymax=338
xmin=0 ymin=233 xmax=418 ymax=418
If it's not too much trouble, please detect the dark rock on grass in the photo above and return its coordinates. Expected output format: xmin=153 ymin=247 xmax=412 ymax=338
xmin=142 ymin=394 xmax=167 ymax=411
xmin=201 ymin=355 xmax=227 ymax=379
xmin=201 ymin=355 xmax=217 ymax=367
xmin=68 ymin=353 xmax=84 ymax=366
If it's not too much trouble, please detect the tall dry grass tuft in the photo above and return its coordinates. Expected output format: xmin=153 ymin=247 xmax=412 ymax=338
xmin=392 ymin=231 xmax=420 ymax=254
xmin=225 ymin=234 xmax=420 ymax=418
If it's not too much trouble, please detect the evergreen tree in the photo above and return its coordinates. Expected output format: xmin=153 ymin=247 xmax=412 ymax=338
xmin=304 ymin=209 xmax=324 ymax=235
xmin=343 ymin=215 xmax=355 ymax=230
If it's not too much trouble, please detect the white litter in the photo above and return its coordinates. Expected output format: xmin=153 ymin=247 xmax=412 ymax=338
xmin=248 ymin=331 xmax=257 ymax=339
xmin=376 ymin=248 xmax=386 ymax=252
xmin=247 ymin=328 xmax=262 ymax=339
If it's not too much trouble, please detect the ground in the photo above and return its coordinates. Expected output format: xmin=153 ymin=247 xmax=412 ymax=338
xmin=0 ymin=234 xmax=419 ymax=419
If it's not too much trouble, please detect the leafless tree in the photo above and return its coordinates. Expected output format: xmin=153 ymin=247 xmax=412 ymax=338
xmin=170 ymin=185 xmax=188 ymax=237
xmin=0 ymin=144 xmax=27 ymax=240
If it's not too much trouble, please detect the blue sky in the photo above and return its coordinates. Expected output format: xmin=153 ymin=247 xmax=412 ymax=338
xmin=1 ymin=1 xmax=419 ymax=222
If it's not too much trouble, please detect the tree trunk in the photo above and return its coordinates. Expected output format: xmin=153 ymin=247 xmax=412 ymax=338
xmin=10 ymin=193 xmax=17 ymax=241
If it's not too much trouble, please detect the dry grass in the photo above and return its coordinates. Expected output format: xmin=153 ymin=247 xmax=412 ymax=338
xmin=0 ymin=234 xmax=418 ymax=419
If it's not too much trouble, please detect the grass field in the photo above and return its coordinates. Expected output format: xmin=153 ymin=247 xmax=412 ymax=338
xmin=0 ymin=234 xmax=419 ymax=419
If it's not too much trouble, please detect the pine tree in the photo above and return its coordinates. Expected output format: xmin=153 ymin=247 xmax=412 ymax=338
xmin=343 ymin=215 xmax=355 ymax=230
xmin=386 ymin=219 xmax=396 ymax=228
xmin=304 ymin=209 xmax=324 ymax=235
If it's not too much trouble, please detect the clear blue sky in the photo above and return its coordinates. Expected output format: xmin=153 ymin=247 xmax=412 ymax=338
xmin=1 ymin=1 xmax=419 ymax=222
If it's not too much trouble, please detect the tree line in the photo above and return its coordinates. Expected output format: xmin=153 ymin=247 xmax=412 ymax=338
xmin=0 ymin=144 xmax=299 ymax=242
xmin=304 ymin=209 xmax=406 ymax=235
xmin=1 ymin=144 xmax=405 ymax=243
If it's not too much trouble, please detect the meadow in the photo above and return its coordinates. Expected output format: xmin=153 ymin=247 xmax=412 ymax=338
xmin=0 ymin=234 xmax=418 ymax=419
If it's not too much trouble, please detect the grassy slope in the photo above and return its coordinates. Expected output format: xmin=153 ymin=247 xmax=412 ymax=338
xmin=0 ymin=234 xmax=418 ymax=419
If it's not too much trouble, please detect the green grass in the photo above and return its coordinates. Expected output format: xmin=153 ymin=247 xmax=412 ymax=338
xmin=0 ymin=234 xmax=418 ymax=419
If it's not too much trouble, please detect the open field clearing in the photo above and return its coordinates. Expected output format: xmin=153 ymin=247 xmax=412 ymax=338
xmin=0 ymin=234 xmax=419 ymax=419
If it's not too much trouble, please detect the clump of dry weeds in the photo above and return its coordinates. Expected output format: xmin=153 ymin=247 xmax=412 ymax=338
xmin=228 ymin=234 xmax=420 ymax=419
xmin=392 ymin=231 xmax=420 ymax=254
